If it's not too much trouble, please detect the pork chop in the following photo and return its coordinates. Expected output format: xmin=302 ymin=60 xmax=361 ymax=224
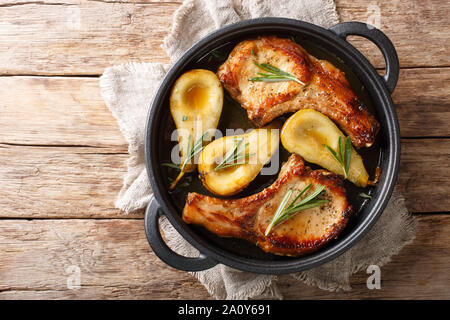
xmin=182 ymin=154 xmax=353 ymax=256
xmin=217 ymin=36 xmax=379 ymax=148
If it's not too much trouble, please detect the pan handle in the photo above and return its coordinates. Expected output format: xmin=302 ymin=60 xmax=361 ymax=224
xmin=144 ymin=197 xmax=217 ymax=272
xmin=329 ymin=22 xmax=399 ymax=94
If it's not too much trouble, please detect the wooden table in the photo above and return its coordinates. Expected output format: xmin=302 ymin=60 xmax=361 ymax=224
xmin=0 ymin=0 xmax=449 ymax=299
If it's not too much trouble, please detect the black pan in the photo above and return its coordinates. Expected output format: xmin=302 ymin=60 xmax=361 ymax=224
xmin=144 ymin=18 xmax=400 ymax=274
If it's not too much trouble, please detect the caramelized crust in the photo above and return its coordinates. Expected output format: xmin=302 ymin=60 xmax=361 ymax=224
xmin=182 ymin=155 xmax=353 ymax=256
xmin=217 ymin=36 xmax=379 ymax=148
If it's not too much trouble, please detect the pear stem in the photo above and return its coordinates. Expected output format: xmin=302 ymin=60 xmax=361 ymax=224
xmin=169 ymin=171 xmax=185 ymax=191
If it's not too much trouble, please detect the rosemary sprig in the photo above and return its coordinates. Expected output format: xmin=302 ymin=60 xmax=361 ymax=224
xmin=323 ymin=136 xmax=352 ymax=179
xmin=169 ymin=131 xmax=208 ymax=190
xmin=214 ymin=137 xmax=255 ymax=171
xmin=359 ymin=192 xmax=372 ymax=199
xmin=265 ymin=184 xmax=328 ymax=236
xmin=181 ymin=131 xmax=208 ymax=171
xmin=208 ymin=50 xmax=228 ymax=63
xmin=167 ymin=175 xmax=192 ymax=192
xmin=161 ymin=162 xmax=181 ymax=170
xmin=249 ymin=62 xmax=305 ymax=86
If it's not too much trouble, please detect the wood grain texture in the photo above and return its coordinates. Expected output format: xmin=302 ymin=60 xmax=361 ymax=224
xmin=0 ymin=215 xmax=448 ymax=299
xmin=394 ymin=68 xmax=450 ymax=137
xmin=278 ymin=215 xmax=450 ymax=299
xmin=1 ymin=69 xmax=449 ymax=149
xmin=0 ymin=77 xmax=127 ymax=147
xmin=336 ymin=0 xmax=450 ymax=69
xmin=397 ymin=139 xmax=450 ymax=213
xmin=0 ymin=0 xmax=449 ymax=301
xmin=0 ymin=2 xmax=179 ymax=75
xmin=0 ymin=218 xmax=208 ymax=299
xmin=0 ymin=0 xmax=448 ymax=75
xmin=0 ymin=0 xmax=171 ymax=4
xmin=0 ymin=145 xmax=141 ymax=218
xmin=0 ymin=139 xmax=448 ymax=218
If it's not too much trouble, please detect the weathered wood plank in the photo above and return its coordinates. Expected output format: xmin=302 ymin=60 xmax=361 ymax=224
xmin=0 ymin=0 xmax=448 ymax=75
xmin=0 ymin=77 xmax=127 ymax=148
xmin=0 ymin=215 xmax=448 ymax=299
xmin=0 ymin=138 xmax=448 ymax=218
xmin=336 ymin=0 xmax=450 ymax=69
xmin=0 ymin=145 xmax=141 ymax=218
xmin=278 ymin=215 xmax=450 ymax=299
xmin=0 ymin=0 xmax=447 ymax=302
xmin=1 ymin=69 xmax=449 ymax=149
xmin=0 ymin=0 xmax=171 ymax=4
xmin=0 ymin=218 xmax=209 ymax=299
xmin=393 ymin=68 xmax=450 ymax=137
xmin=397 ymin=139 xmax=450 ymax=213
xmin=0 ymin=2 xmax=179 ymax=75
xmin=0 ymin=0 xmax=172 ymax=4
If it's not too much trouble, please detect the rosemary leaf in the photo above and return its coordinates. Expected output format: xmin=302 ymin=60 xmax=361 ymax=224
xmin=344 ymin=136 xmax=352 ymax=175
xmin=285 ymin=183 xmax=312 ymax=209
xmin=324 ymin=136 xmax=352 ymax=179
xmin=265 ymin=190 xmax=293 ymax=236
xmin=181 ymin=131 xmax=208 ymax=171
xmin=249 ymin=62 xmax=305 ymax=86
xmin=168 ymin=174 xmax=192 ymax=192
xmin=214 ymin=161 xmax=248 ymax=170
xmin=208 ymin=50 xmax=228 ymax=63
xmin=161 ymin=163 xmax=181 ymax=170
xmin=339 ymin=136 xmax=345 ymax=164
xmin=178 ymin=176 xmax=192 ymax=188
xmin=359 ymin=192 xmax=372 ymax=199
xmin=169 ymin=131 xmax=208 ymax=191
xmin=265 ymin=184 xmax=328 ymax=236
xmin=324 ymin=145 xmax=341 ymax=163
xmin=292 ymin=185 xmax=326 ymax=208
xmin=215 ymin=138 xmax=254 ymax=171
xmin=263 ymin=63 xmax=292 ymax=77
xmin=249 ymin=77 xmax=293 ymax=82
xmin=278 ymin=200 xmax=329 ymax=224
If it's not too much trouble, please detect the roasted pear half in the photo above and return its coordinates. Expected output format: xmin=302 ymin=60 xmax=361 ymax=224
xmin=198 ymin=122 xmax=280 ymax=196
xmin=281 ymin=109 xmax=369 ymax=187
xmin=169 ymin=69 xmax=223 ymax=190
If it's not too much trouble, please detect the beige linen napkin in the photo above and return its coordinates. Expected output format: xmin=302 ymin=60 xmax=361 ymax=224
xmin=100 ymin=0 xmax=416 ymax=299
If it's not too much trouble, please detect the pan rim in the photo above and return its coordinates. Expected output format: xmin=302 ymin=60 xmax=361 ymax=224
xmin=144 ymin=18 xmax=400 ymax=274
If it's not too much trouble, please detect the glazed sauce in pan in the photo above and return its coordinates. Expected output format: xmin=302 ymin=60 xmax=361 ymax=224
xmin=185 ymin=84 xmax=209 ymax=111
xmin=159 ymin=35 xmax=382 ymax=260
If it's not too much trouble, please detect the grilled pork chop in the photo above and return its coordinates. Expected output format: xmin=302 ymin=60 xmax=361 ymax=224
xmin=217 ymin=36 xmax=379 ymax=148
xmin=182 ymin=155 xmax=352 ymax=256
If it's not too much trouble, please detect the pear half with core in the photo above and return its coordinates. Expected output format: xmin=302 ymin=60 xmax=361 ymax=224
xmin=198 ymin=122 xmax=280 ymax=196
xmin=169 ymin=69 xmax=223 ymax=190
xmin=281 ymin=109 xmax=369 ymax=187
